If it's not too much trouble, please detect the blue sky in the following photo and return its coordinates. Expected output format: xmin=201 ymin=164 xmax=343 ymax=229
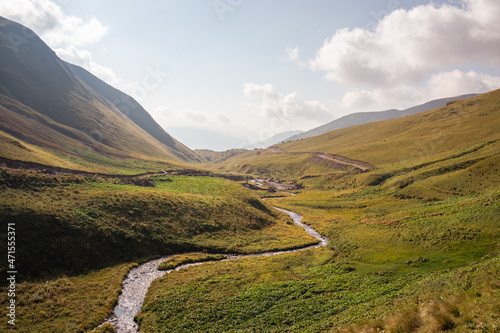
xmin=1 ymin=0 xmax=500 ymax=148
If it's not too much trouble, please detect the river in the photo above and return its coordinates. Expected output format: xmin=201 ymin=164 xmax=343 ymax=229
xmin=103 ymin=206 xmax=328 ymax=332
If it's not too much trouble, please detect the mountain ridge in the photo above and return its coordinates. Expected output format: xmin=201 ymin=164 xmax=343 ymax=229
xmin=0 ymin=16 xmax=199 ymax=169
xmin=285 ymin=94 xmax=478 ymax=142
xmin=65 ymin=62 xmax=200 ymax=162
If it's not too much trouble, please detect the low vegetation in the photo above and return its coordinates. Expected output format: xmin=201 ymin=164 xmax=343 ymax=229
xmin=138 ymin=249 xmax=499 ymax=332
xmin=158 ymin=253 xmax=227 ymax=271
xmin=137 ymin=92 xmax=499 ymax=332
xmin=0 ymin=263 xmax=135 ymax=333
xmin=0 ymin=170 xmax=316 ymax=280
xmin=1 ymin=91 xmax=498 ymax=332
xmin=0 ymin=168 xmax=319 ymax=332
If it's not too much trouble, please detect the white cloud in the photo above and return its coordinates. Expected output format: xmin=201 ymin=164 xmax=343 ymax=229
xmin=243 ymin=83 xmax=280 ymax=100
xmin=185 ymin=111 xmax=207 ymax=124
xmin=341 ymin=70 xmax=500 ymax=110
xmin=428 ymin=70 xmax=500 ymax=98
xmin=310 ymin=0 xmax=500 ymax=88
xmin=0 ymin=0 xmax=119 ymax=86
xmin=307 ymin=0 xmax=500 ymax=111
xmin=243 ymin=83 xmax=333 ymax=121
xmin=0 ymin=0 xmax=108 ymax=47
xmin=54 ymin=45 xmax=120 ymax=86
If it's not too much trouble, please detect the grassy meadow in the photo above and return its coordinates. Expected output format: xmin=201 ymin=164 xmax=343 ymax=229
xmin=136 ymin=91 xmax=499 ymax=332
xmin=0 ymin=263 xmax=136 ymax=333
xmin=158 ymin=253 xmax=227 ymax=271
xmin=0 ymin=169 xmax=317 ymax=332
xmin=0 ymin=170 xmax=318 ymax=279
xmin=138 ymin=247 xmax=499 ymax=332
xmin=138 ymin=169 xmax=499 ymax=332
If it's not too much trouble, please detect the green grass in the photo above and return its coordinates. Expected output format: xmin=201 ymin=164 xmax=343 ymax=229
xmin=135 ymin=93 xmax=500 ymax=331
xmin=0 ymin=170 xmax=316 ymax=280
xmin=277 ymin=90 xmax=500 ymax=168
xmin=0 ymin=262 xmax=135 ymax=333
xmin=267 ymin=190 xmax=499 ymax=274
xmin=138 ymin=248 xmax=499 ymax=332
xmin=204 ymin=150 xmax=336 ymax=181
xmin=336 ymin=255 xmax=500 ymax=332
xmin=158 ymin=253 xmax=227 ymax=270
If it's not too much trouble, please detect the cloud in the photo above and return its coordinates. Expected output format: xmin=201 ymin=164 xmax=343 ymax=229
xmin=54 ymin=45 xmax=120 ymax=86
xmin=0 ymin=0 xmax=108 ymax=47
xmin=243 ymin=83 xmax=332 ymax=121
xmin=310 ymin=0 xmax=500 ymax=88
xmin=243 ymin=83 xmax=280 ymax=100
xmin=428 ymin=70 xmax=500 ymax=98
xmin=216 ymin=113 xmax=231 ymax=124
xmin=307 ymin=0 xmax=500 ymax=111
xmin=341 ymin=70 xmax=500 ymax=109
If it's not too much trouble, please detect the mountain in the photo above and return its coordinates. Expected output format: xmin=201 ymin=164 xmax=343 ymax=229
xmin=278 ymin=90 xmax=499 ymax=167
xmin=64 ymin=62 xmax=199 ymax=162
xmin=285 ymin=94 xmax=477 ymax=142
xmin=245 ymin=130 xmax=303 ymax=149
xmin=165 ymin=127 xmax=248 ymax=151
xmin=210 ymin=90 xmax=499 ymax=181
xmin=0 ymin=16 xmax=199 ymax=169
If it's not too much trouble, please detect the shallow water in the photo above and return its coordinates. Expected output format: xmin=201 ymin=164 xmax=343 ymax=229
xmin=104 ymin=206 xmax=328 ymax=332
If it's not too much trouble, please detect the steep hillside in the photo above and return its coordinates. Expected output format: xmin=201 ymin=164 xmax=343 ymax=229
xmin=286 ymin=94 xmax=477 ymax=142
xmin=65 ymin=62 xmax=199 ymax=162
xmin=0 ymin=16 xmax=198 ymax=171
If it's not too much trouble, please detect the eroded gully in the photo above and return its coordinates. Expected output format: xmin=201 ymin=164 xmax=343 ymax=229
xmin=104 ymin=205 xmax=328 ymax=332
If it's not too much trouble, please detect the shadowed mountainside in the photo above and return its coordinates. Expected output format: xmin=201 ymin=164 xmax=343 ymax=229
xmin=64 ymin=62 xmax=199 ymax=162
xmin=0 ymin=16 xmax=199 ymax=170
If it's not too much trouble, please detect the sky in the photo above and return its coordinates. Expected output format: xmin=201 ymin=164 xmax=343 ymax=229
xmin=1 ymin=0 xmax=500 ymax=149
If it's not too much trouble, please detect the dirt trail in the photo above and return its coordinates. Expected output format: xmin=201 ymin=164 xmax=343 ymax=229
xmin=313 ymin=153 xmax=375 ymax=171
xmin=264 ymin=149 xmax=376 ymax=171
xmin=102 ymin=206 xmax=328 ymax=333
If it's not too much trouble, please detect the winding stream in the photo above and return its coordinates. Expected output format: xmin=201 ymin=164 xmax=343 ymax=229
xmin=104 ymin=206 xmax=328 ymax=332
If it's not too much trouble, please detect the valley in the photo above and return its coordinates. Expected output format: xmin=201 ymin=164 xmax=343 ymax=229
xmin=0 ymin=13 xmax=499 ymax=333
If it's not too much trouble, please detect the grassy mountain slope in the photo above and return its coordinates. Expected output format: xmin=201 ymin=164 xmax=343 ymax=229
xmin=65 ymin=62 xmax=200 ymax=162
xmin=0 ymin=16 xmax=198 ymax=171
xmin=278 ymin=90 xmax=499 ymax=168
xmin=286 ymin=94 xmax=477 ymax=142
xmin=201 ymin=91 xmax=498 ymax=181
